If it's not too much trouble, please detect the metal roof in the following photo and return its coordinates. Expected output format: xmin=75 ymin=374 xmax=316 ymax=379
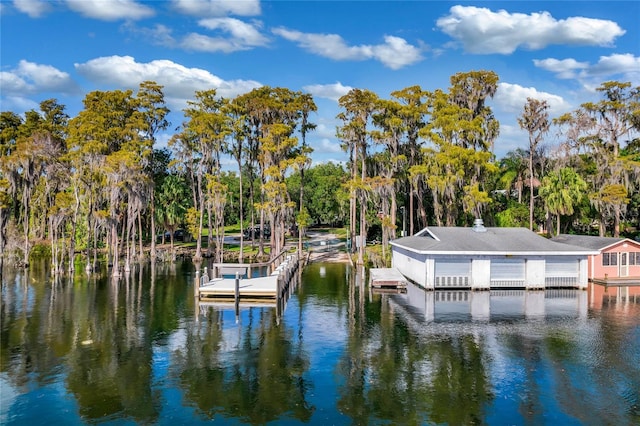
xmin=390 ymin=227 xmax=597 ymax=255
xmin=551 ymin=234 xmax=639 ymax=251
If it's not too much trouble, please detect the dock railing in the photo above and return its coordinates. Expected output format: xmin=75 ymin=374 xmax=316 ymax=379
xmin=195 ymin=250 xmax=303 ymax=297
xmin=205 ymin=248 xmax=291 ymax=281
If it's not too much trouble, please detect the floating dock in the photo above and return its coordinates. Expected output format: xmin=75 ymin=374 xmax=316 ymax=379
xmin=196 ymin=253 xmax=300 ymax=301
xmin=369 ymin=268 xmax=408 ymax=290
xmin=199 ymin=276 xmax=280 ymax=299
xmin=590 ymin=277 xmax=640 ymax=287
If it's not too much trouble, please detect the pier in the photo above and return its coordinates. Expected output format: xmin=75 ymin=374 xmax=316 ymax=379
xmin=369 ymin=268 xmax=408 ymax=290
xmin=195 ymin=252 xmax=302 ymax=302
xmin=590 ymin=276 xmax=640 ymax=287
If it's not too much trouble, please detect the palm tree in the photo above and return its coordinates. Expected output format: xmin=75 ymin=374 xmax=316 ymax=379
xmin=539 ymin=167 xmax=587 ymax=235
xmin=156 ymin=175 xmax=189 ymax=259
xmin=499 ymin=149 xmax=528 ymax=204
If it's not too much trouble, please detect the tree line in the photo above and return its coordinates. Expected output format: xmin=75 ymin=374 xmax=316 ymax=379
xmin=1 ymin=71 xmax=639 ymax=274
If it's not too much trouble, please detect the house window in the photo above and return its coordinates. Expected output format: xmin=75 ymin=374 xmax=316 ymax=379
xmin=602 ymin=252 xmax=618 ymax=266
xmin=630 ymin=253 xmax=636 ymax=266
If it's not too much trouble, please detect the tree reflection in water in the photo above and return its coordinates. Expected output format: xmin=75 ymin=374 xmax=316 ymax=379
xmin=1 ymin=260 xmax=639 ymax=425
xmin=333 ymin=265 xmax=493 ymax=425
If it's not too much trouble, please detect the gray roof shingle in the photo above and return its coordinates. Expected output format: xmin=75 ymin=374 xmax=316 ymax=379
xmin=391 ymin=227 xmax=596 ymax=254
xmin=550 ymin=234 xmax=631 ymax=251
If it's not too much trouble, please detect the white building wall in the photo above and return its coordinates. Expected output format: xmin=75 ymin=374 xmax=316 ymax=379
xmin=424 ymin=258 xmax=435 ymax=290
xmin=392 ymin=246 xmax=590 ymax=290
xmin=392 ymin=247 xmax=428 ymax=287
xmin=526 ymin=258 xmax=546 ymax=289
xmin=471 ymin=257 xmax=491 ymax=290
xmin=579 ymin=258 xmax=589 ymax=289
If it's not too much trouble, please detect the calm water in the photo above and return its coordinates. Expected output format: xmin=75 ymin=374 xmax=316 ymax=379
xmin=1 ymin=261 xmax=639 ymax=425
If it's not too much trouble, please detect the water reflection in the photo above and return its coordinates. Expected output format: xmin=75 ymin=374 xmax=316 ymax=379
xmin=1 ymin=261 xmax=639 ymax=425
xmin=389 ymin=285 xmax=589 ymax=323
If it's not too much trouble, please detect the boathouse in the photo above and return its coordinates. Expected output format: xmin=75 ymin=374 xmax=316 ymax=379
xmin=551 ymin=234 xmax=640 ymax=282
xmin=389 ymin=220 xmax=597 ymax=290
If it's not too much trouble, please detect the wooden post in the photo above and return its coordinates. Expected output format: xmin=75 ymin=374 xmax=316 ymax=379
xmin=277 ymin=274 xmax=282 ymax=298
xmin=234 ymin=271 xmax=240 ymax=315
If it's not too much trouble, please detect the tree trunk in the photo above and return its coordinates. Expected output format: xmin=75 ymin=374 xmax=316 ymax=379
xmin=150 ymin=192 xmax=157 ymax=260
xmin=529 ymin=158 xmax=534 ymax=231
xmin=358 ymin=153 xmax=366 ymax=266
xmin=138 ymin=210 xmax=144 ymax=261
xmin=238 ymin=160 xmax=244 ymax=263
xmin=409 ymin=182 xmax=414 ymax=235
xmin=298 ymin=167 xmax=304 ymax=257
xmin=207 ymin=201 xmax=213 ymax=257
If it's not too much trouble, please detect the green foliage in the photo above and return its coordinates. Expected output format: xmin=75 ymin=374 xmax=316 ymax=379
xmin=288 ymin=162 xmax=348 ymax=226
xmin=296 ymin=206 xmax=311 ymax=229
xmin=496 ymin=203 xmax=529 ymax=227
xmin=185 ymin=207 xmax=200 ymax=240
xmin=2 ymin=76 xmax=640 ymax=268
xmin=29 ymin=242 xmax=51 ymax=260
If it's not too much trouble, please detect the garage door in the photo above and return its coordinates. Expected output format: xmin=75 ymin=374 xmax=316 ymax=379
xmin=545 ymin=257 xmax=579 ymax=287
xmin=435 ymin=258 xmax=471 ymax=288
xmin=491 ymin=258 xmax=525 ymax=288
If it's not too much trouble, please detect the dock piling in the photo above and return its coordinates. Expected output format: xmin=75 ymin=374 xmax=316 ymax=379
xmin=234 ymin=271 xmax=240 ymax=314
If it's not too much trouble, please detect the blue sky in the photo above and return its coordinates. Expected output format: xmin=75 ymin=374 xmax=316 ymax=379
xmin=1 ymin=0 xmax=639 ymax=166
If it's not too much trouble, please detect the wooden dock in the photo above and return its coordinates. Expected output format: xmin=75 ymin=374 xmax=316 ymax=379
xmin=590 ymin=276 xmax=640 ymax=287
xmin=369 ymin=268 xmax=408 ymax=290
xmin=199 ymin=276 xmax=280 ymax=299
xmin=196 ymin=253 xmax=301 ymax=301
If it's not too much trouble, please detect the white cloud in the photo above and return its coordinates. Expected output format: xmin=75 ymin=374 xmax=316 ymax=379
xmin=495 ymin=82 xmax=571 ymax=115
xmin=588 ymin=53 xmax=640 ymax=79
xmin=437 ymin=5 xmax=625 ymax=54
xmin=0 ymin=60 xmax=79 ymax=96
xmin=494 ymin=123 xmax=528 ymax=155
xmin=74 ymin=55 xmax=262 ymax=110
xmin=172 ymin=0 xmax=260 ymax=17
xmin=0 ymin=96 xmax=40 ymax=114
xmin=532 ymin=58 xmax=589 ymax=79
xmin=312 ymin=123 xmax=338 ymax=140
xmin=13 ymin=0 xmax=51 ymax=17
xmin=534 ymin=53 xmax=640 ymax=89
xmin=199 ymin=18 xmax=267 ymax=45
xmin=303 ymin=82 xmax=353 ymax=102
xmin=127 ymin=23 xmax=178 ymax=47
xmin=0 ymin=60 xmax=77 ymax=114
xmin=273 ymin=27 xmax=423 ymax=69
xmin=65 ymin=0 xmax=154 ymax=21
xmin=180 ymin=17 xmax=268 ymax=52
xmin=371 ymin=36 xmax=424 ymax=70
xmin=315 ymin=138 xmax=343 ymax=154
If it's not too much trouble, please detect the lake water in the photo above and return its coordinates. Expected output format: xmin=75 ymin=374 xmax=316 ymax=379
xmin=1 ymin=261 xmax=639 ymax=425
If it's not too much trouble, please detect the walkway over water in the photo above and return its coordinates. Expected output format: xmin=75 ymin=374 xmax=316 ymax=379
xmin=590 ymin=276 xmax=640 ymax=287
xmin=369 ymin=268 xmax=408 ymax=290
xmin=196 ymin=252 xmax=301 ymax=301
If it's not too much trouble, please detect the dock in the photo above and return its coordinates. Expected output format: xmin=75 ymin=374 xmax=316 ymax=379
xmin=199 ymin=276 xmax=280 ymax=299
xmin=590 ymin=277 xmax=640 ymax=287
xmin=196 ymin=253 xmax=301 ymax=301
xmin=369 ymin=268 xmax=408 ymax=290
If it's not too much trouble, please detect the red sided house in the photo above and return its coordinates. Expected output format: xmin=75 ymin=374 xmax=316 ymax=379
xmin=552 ymin=234 xmax=640 ymax=282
